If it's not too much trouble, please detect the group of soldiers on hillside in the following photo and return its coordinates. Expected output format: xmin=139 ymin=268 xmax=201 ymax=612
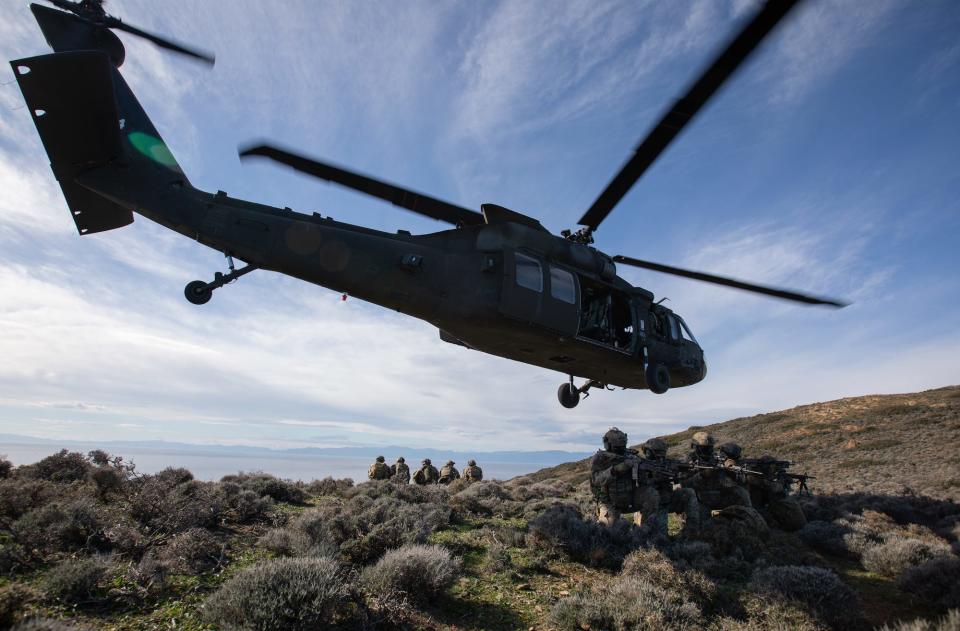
xmin=367 ymin=456 xmax=483 ymax=485
xmin=590 ymin=427 xmax=810 ymax=538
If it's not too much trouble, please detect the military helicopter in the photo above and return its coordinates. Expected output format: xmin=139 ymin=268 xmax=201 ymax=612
xmin=12 ymin=0 xmax=844 ymax=409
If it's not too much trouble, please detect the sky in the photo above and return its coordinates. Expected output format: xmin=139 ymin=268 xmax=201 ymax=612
xmin=0 ymin=0 xmax=958 ymax=453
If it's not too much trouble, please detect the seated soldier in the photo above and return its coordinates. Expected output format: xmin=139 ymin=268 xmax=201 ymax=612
xmin=412 ymin=458 xmax=440 ymax=485
xmin=463 ymin=459 xmax=483 ymax=482
xmin=590 ymin=427 xmax=664 ymax=536
xmin=438 ymin=460 xmax=460 ymax=484
xmin=367 ymin=455 xmax=391 ymax=481
xmin=392 ymin=456 xmax=410 ymax=484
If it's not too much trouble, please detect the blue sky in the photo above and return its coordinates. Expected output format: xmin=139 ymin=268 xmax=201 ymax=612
xmin=1 ymin=0 xmax=958 ymax=452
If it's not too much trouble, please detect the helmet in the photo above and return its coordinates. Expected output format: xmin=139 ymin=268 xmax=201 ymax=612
xmin=719 ymin=442 xmax=742 ymax=460
xmin=422 ymin=458 xmax=431 ymax=465
xmin=467 ymin=459 xmax=476 ymax=466
xmin=643 ymin=438 xmax=668 ymax=458
xmin=691 ymin=431 xmax=715 ymax=448
xmin=603 ymin=427 xmax=628 ymax=452
xmin=446 ymin=460 xmax=455 ymax=466
xmin=397 ymin=456 xmax=405 ymax=463
xmin=376 ymin=455 xmax=385 ymax=463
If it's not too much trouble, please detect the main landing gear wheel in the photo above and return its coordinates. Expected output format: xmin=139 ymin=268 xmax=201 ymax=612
xmin=558 ymin=383 xmax=580 ymax=408
xmin=183 ymin=253 xmax=259 ymax=306
xmin=184 ymin=280 xmax=212 ymax=305
xmin=646 ymin=363 xmax=671 ymax=394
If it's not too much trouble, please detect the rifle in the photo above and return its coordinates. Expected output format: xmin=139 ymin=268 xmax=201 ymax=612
xmin=782 ymin=472 xmax=815 ymax=496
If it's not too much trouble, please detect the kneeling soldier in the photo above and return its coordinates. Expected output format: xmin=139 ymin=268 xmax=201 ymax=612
xmin=590 ymin=427 xmax=664 ymax=535
xmin=368 ymin=455 xmax=391 ymax=481
xmin=463 ymin=459 xmax=483 ymax=482
xmin=392 ymin=456 xmax=410 ymax=484
xmin=438 ymin=460 xmax=460 ymax=484
xmin=413 ymin=458 xmax=440 ymax=485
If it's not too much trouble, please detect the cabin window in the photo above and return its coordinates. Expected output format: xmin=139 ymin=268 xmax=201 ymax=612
xmin=669 ymin=314 xmax=680 ymax=340
xmin=550 ymin=266 xmax=576 ymax=304
xmin=515 ymin=253 xmax=542 ymax=292
xmin=677 ymin=316 xmax=698 ymax=344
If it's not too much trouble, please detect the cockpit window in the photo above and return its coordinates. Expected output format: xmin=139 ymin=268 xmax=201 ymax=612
xmin=677 ymin=316 xmax=698 ymax=344
xmin=515 ymin=253 xmax=542 ymax=292
xmin=669 ymin=315 xmax=680 ymax=340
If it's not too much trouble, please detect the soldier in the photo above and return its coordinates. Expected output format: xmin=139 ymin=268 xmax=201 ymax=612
xmin=391 ymin=456 xmax=410 ymax=484
xmin=367 ymin=455 xmax=391 ymax=481
xmin=718 ymin=442 xmax=743 ymax=467
xmin=463 ymin=459 xmax=483 ymax=482
xmin=438 ymin=460 xmax=460 ymax=484
xmin=642 ymin=437 xmax=701 ymax=536
xmin=681 ymin=432 xmax=751 ymax=524
xmin=412 ymin=458 xmax=440 ymax=485
xmin=745 ymin=455 xmax=807 ymax=531
xmin=589 ymin=427 xmax=664 ymax=535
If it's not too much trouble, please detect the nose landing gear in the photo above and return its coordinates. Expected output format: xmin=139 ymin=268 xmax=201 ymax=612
xmin=184 ymin=253 xmax=259 ymax=305
xmin=557 ymin=376 xmax=607 ymax=408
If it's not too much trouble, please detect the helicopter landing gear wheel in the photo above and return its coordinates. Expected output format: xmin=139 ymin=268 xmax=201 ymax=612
xmin=183 ymin=253 xmax=260 ymax=306
xmin=646 ymin=362 xmax=671 ymax=394
xmin=184 ymin=280 xmax=212 ymax=305
xmin=558 ymin=382 xmax=580 ymax=408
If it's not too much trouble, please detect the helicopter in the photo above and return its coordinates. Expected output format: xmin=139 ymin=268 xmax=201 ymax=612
xmin=11 ymin=0 xmax=845 ymax=409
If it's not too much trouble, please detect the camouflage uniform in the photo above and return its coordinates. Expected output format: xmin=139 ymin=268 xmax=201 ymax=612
xmin=367 ymin=455 xmax=391 ymax=481
xmin=746 ymin=455 xmax=807 ymax=531
xmin=412 ymin=458 xmax=440 ymax=485
xmin=463 ymin=459 xmax=483 ymax=482
xmin=589 ymin=428 xmax=664 ymax=535
xmin=642 ymin=437 xmax=701 ymax=536
xmin=681 ymin=432 xmax=751 ymax=521
xmin=391 ymin=456 xmax=410 ymax=484
xmin=438 ymin=460 xmax=460 ymax=485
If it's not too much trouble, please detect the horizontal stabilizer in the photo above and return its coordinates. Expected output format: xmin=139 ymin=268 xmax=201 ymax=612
xmin=11 ymin=51 xmax=133 ymax=234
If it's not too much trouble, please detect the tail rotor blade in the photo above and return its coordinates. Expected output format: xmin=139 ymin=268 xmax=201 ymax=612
xmin=613 ymin=255 xmax=847 ymax=307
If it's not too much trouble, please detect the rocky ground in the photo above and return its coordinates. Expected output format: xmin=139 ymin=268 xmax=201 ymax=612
xmin=0 ymin=386 xmax=958 ymax=630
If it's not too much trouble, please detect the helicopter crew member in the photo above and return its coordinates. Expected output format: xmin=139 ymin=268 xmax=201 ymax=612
xmin=590 ymin=428 xmax=665 ymax=535
xmin=438 ymin=460 xmax=460 ymax=485
xmin=391 ymin=456 xmax=410 ymax=484
xmin=642 ymin=438 xmax=701 ymax=536
xmin=681 ymin=432 xmax=751 ymax=524
xmin=463 ymin=459 xmax=483 ymax=482
xmin=413 ymin=458 xmax=440 ymax=485
xmin=368 ymin=455 xmax=391 ymax=481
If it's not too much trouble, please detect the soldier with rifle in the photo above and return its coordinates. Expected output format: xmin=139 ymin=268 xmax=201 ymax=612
xmin=681 ymin=433 xmax=753 ymax=523
xmin=641 ymin=438 xmax=702 ymax=536
xmin=740 ymin=455 xmax=810 ymax=531
xmin=589 ymin=428 xmax=665 ymax=536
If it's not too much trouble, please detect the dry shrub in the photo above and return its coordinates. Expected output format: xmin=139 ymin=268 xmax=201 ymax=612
xmin=621 ymin=547 xmax=716 ymax=607
xmin=861 ymin=537 xmax=952 ymax=577
xmin=549 ymin=575 xmax=702 ymax=630
xmin=748 ymin=565 xmax=862 ymax=630
xmin=483 ymin=539 xmax=512 ymax=573
xmin=715 ymin=596 xmax=830 ymax=631
xmin=878 ymin=609 xmax=960 ymax=631
xmin=0 ymin=457 xmax=13 ymax=479
xmin=130 ymin=475 xmax=227 ymax=534
xmin=202 ymin=557 xmax=359 ymax=630
xmin=898 ymin=557 xmax=960 ymax=611
xmin=306 ymin=477 xmax=354 ymax=497
xmin=159 ymin=528 xmax=223 ymax=574
xmin=19 ymin=450 xmax=90 ymax=483
xmin=0 ymin=478 xmax=59 ymax=522
xmin=799 ymin=520 xmax=851 ymax=556
xmin=448 ymin=481 xmax=512 ymax=516
xmin=0 ymin=583 xmax=40 ymax=628
xmin=229 ymin=489 xmax=274 ymax=522
xmin=527 ymin=504 xmax=644 ymax=569
xmin=220 ymin=472 xmax=307 ymax=504
xmin=359 ymin=544 xmax=461 ymax=604
xmin=11 ymin=498 xmax=103 ymax=558
xmin=43 ymin=557 xmax=108 ymax=604
xmin=259 ymin=528 xmax=313 ymax=557
xmin=12 ymin=618 xmax=93 ymax=630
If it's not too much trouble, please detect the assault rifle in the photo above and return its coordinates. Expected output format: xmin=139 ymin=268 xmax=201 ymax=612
xmin=740 ymin=458 xmax=814 ymax=496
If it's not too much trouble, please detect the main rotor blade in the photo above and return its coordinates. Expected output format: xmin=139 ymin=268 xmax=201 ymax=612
xmin=240 ymin=144 xmax=485 ymax=226
xmin=613 ymin=255 xmax=847 ymax=307
xmin=578 ymin=0 xmax=804 ymax=231
xmin=107 ymin=18 xmax=216 ymax=65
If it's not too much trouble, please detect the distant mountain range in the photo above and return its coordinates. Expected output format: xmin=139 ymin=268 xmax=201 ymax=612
xmin=0 ymin=433 xmax=591 ymax=465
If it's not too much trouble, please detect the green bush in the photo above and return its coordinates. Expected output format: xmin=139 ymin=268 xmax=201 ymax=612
xmin=748 ymin=565 xmax=862 ymax=629
xmin=19 ymin=450 xmax=90 ymax=483
xmin=861 ymin=537 xmax=952 ymax=577
xmin=550 ymin=575 xmax=702 ymax=630
xmin=360 ymin=544 xmax=461 ymax=604
xmin=202 ymin=557 xmax=359 ymax=630
xmin=527 ymin=504 xmax=644 ymax=569
xmin=43 ymin=557 xmax=107 ymax=604
xmin=220 ymin=472 xmax=307 ymax=504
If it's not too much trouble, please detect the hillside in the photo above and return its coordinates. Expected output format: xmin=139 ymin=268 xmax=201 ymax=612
xmin=529 ymin=385 xmax=960 ymax=501
xmin=0 ymin=386 xmax=958 ymax=630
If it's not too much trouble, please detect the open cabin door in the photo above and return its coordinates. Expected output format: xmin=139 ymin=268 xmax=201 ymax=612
xmin=499 ymin=249 xmax=579 ymax=336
